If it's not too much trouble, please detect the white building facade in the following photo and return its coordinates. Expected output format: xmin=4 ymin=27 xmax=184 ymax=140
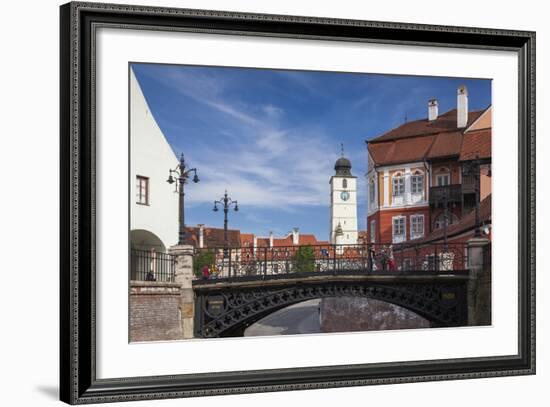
xmin=130 ymin=68 xmax=179 ymax=253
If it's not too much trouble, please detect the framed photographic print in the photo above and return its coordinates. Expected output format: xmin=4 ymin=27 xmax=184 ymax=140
xmin=60 ymin=1 xmax=535 ymax=404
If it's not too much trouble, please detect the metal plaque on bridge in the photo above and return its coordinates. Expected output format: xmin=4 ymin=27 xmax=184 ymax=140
xmin=206 ymin=295 xmax=225 ymax=317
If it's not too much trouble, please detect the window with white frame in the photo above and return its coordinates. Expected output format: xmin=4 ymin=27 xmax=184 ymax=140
xmin=370 ymin=219 xmax=376 ymax=243
xmin=392 ymin=174 xmax=405 ymax=196
xmin=411 ymin=172 xmax=424 ymax=194
xmin=392 ymin=216 xmax=406 ymax=243
xmin=369 ymin=178 xmax=375 ymax=204
xmin=136 ymin=175 xmax=149 ymax=205
xmin=410 ymin=214 xmax=424 ymax=239
xmin=436 ymin=174 xmax=450 ymax=186
xmin=436 ymin=168 xmax=451 ymax=186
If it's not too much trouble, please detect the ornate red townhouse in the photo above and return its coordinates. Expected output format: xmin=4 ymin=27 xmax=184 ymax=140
xmin=366 ymin=85 xmax=492 ymax=245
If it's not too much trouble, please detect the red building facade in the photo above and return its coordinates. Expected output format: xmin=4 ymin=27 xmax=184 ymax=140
xmin=366 ymin=86 xmax=492 ymax=245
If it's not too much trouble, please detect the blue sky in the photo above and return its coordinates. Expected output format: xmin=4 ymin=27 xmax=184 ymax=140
xmin=132 ymin=63 xmax=491 ymax=240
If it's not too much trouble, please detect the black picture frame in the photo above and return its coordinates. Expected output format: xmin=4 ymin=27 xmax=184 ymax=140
xmin=60 ymin=2 xmax=536 ymax=404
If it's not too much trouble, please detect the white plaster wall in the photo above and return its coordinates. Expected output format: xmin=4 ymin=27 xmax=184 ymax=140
xmin=130 ymin=68 xmax=179 ymax=250
xmin=330 ymin=176 xmax=358 ymax=244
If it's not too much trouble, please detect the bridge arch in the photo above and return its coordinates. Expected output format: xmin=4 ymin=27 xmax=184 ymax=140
xmin=195 ymin=281 xmax=466 ymax=338
xmin=243 ymin=297 xmax=430 ymax=337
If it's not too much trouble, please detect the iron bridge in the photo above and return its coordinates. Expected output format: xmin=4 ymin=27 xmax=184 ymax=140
xmin=192 ymin=242 xmax=470 ymax=338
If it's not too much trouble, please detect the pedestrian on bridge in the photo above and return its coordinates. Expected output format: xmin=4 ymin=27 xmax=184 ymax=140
xmin=201 ymin=265 xmax=210 ymax=280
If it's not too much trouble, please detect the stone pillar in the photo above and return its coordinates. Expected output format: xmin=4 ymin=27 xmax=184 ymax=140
xmin=467 ymin=237 xmax=491 ymax=326
xmin=169 ymin=244 xmax=195 ymax=339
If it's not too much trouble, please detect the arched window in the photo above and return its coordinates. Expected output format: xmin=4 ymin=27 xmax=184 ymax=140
xmin=434 ymin=212 xmax=459 ymax=229
xmin=342 ymin=178 xmax=348 ymax=188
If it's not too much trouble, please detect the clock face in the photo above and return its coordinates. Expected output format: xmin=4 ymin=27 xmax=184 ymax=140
xmin=340 ymin=191 xmax=350 ymax=201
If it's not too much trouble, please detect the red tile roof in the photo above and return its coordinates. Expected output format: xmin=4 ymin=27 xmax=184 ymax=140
xmin=183 ymin=226 xmax=241 ymax=248
xmin=370 ymin=109 xmax=484 ymax=143
xmin=254 ymin=233 xmax=325 ymax=247
xmin=459 ymin=129 xmax=491 ymax=161
xmin=240 ymin=233 xmax=255 ymax=246
xmin=427 ymin=131 xmax=463 ymax=159
xmin=299 ymin=234 xmax=320 ymax=245
xmin=368 ymin=109 xmax=490 ymax=166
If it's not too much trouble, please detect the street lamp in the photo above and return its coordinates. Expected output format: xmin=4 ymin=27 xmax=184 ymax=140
xmin=167 ymin=153 xmax=199 ymax=245
xmin=213 ymin=190 xmax=239 ymax=256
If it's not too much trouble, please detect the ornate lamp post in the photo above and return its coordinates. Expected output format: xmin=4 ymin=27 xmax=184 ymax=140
xmin=166 ymin=153 xmax=199 ymax=245
xmin=213 ymin=190 xmax=239 ymax=256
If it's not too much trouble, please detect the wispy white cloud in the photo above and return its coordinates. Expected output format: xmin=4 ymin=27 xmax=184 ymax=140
xmin=261 ymin=104 xmax=284 ymax=120
xmin=141 ymin=66 xmax=363 ymax=213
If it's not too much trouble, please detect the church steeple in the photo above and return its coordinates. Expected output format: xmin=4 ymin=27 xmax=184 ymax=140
xmin=334 ymin=144 xmax=352 ymax=176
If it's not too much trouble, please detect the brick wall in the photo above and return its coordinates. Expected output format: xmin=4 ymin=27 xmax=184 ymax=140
xmin=130 ymin=281 xmax=183 ymax=342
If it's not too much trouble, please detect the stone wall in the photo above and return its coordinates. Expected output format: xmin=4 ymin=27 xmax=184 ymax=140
xmin=320 ymin=297 xmax=430 ymax=332
xmin=129 ymin=245 xmax=196 ymax=342
xmin=129 ymin=281 xmax=182 ymax=342
xmin=467 ymin=239 xmax=492 ymax=326
xmin=170 ymin=245 xmax=195 ymax=339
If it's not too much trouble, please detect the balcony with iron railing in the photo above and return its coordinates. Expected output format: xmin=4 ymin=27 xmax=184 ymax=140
xmin=461 ymin=173 xmax=478 ymax=194
xmin=429 ymin=184 xmax=462 ymax=207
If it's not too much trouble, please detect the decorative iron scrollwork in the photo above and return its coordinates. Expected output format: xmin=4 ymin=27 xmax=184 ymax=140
xmin=195 ymin=280 xmax=467 ymax=338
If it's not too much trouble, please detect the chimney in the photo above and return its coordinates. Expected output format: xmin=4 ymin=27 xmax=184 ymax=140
xmin=292 ymin=228 xmax=299 ymax=245
xmin=198 ymin=224 xmax=204 ymax=248
xmin=269 ymin=231 xmax=274 ymax=248
xmin=428 ymin=98 xmax=438 ymax=121
xmin=457 ymin=85 xmax=469 ymax=128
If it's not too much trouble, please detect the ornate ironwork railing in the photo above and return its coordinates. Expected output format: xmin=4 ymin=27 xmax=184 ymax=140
xmin=130 ymin=249 xmax=175 ymax=282
xmin=193 ymin=242 xmax=470 ymax=281
xmin=429 ymin=184 xmax=462 ymax=207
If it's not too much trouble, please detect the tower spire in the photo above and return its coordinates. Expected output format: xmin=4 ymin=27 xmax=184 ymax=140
xmin=340 ymin=143 xmax=344 ymax=157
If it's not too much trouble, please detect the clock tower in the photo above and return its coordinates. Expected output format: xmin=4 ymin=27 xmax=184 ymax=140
xmin=330 ymin=150 xmax=358 ymax=244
